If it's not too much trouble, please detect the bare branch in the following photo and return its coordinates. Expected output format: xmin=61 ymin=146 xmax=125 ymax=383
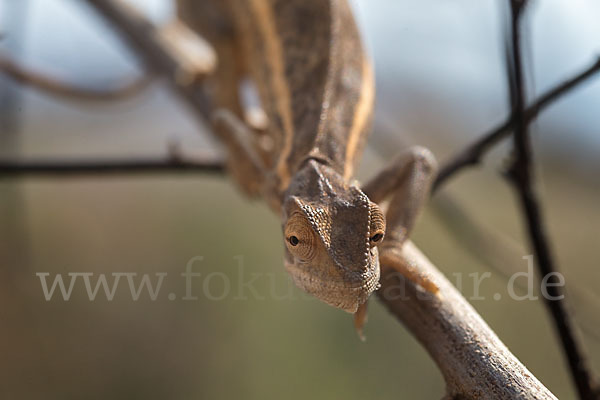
xmin=377 ymin=242 xmax=557 ymax=399
xmin=0 ymin=55 xmax=154 ymax=102
xmin=434 ymin=56 xmax=600 ymax=192
xmin=505 ymin=2 xmax=599 ymax=398
xmin=83 ymin=0 xmax=215 ymax=120
xmin=0 ymin=154 xmax=225 ymax=178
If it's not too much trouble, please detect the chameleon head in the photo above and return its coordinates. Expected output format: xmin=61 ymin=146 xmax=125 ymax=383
xmin=282 ymin=160 xmax=386 ymax=313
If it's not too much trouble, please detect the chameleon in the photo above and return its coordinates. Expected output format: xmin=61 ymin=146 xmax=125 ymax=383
xmin=176 ymin=0 xmax=439 ymax=332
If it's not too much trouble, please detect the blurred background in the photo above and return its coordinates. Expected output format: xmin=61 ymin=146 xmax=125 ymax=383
xmin=0 ymin=0 xmax=599 ymax=399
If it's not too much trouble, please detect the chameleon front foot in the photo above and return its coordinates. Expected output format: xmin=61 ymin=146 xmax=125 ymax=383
xmin=379 ymin=244 xmax=440 ymax=295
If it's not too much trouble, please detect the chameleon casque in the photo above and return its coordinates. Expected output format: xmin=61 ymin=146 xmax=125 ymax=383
xmin=177 ymin=0 xmax=439 ymax=330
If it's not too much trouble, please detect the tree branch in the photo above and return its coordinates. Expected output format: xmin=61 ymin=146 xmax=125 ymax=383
xmin=505 ymin=2 xmax=598 ymax=398
xmin=434 ymin=56 xmax=600 ymax=192
xmin=83 ymin=0 xmax=216 ymax=120
xmin=0 ymin=55 xmax=154 ymax=102
xmin=377 ymin=241 xmax=557 ymax=399
xmin=0 ymin=154 xmax=225 ymax=178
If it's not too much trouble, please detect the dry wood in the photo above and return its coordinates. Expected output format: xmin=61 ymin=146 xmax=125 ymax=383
xmin=378 ymin=241 xmax=557 ymax=399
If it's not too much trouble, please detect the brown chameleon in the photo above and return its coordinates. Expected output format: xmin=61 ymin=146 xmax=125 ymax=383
xmin=177 ymin=0 xmax=439 ymax=333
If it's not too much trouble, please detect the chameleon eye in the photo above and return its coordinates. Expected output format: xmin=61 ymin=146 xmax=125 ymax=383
xmin=284 ymin=212 xmax=317 ymax=261
xmin=369 ymin=202 xmax=386 ymax=247
xmin=370 ymin=233 xmax=384 ymax=243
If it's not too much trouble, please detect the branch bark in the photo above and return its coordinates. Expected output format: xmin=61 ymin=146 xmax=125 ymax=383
xmin=378 ymin=241 xmax=557 ymax=399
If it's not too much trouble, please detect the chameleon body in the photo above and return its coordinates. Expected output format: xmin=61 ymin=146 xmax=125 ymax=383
xmin=178 ymin=0 xmax=438 ymax=317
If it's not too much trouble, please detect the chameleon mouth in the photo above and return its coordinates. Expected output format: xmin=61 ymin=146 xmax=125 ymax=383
xmin=285 ymin=256 xmax=380 ymax=313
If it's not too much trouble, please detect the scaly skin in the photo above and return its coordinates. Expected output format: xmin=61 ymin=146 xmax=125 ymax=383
xmin=178 ymin=0 xmax=438 ymax=322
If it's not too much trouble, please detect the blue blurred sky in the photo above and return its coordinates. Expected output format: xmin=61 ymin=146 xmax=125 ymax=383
xmin=354 ymin=0 xmax=600 ymax=164
xmin=1 ymin=0 xmax=599 ymax=164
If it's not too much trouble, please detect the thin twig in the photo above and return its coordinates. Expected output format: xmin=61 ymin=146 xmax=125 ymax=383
xmin=0 ymin=55 xmax=154 ymax=102
xmin=434 ymin=56 xmax=600 ymax=192
xmin=0 ymin=155 xmax=226 ymax=178
xmin=506 ymin=1 xmax=598 ymax=399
